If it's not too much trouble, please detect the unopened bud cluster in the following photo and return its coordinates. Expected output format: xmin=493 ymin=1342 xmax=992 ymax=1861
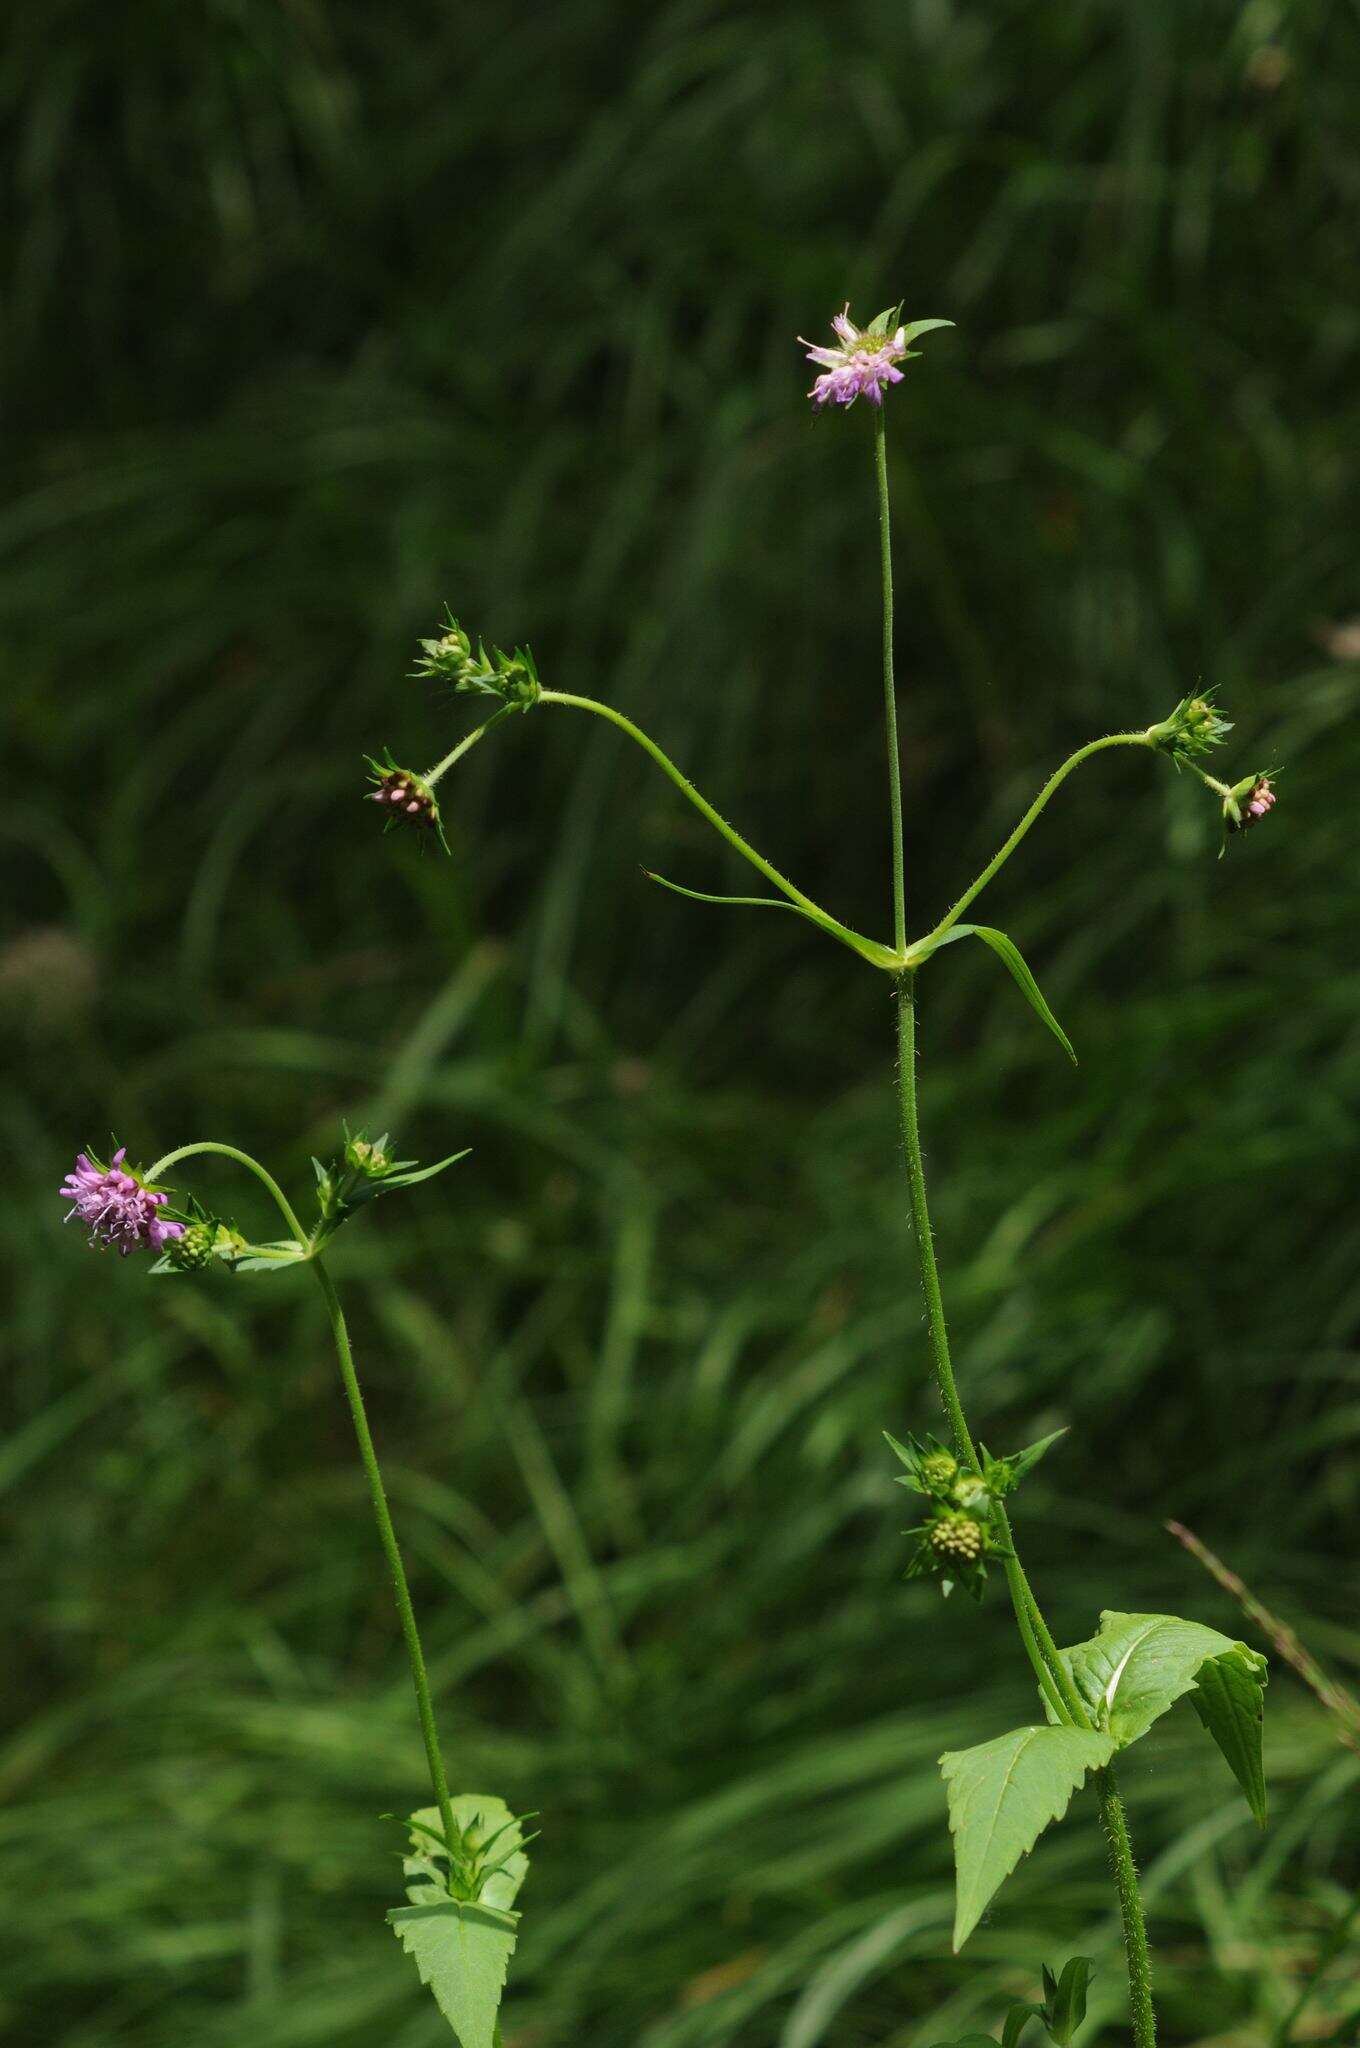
xmin=886 ymin=1431 xmax=1013 ymax=1600
xmin=413 ymin=612 xmax=541 ymax=711
xmin=365 ymin=757 xmax=446 ymax=848
xmin=1145 ymin=689 xmax=1232 ymax=766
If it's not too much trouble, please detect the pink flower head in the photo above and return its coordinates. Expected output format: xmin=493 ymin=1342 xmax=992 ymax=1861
xmin=800 ymin=305 xmax=951 ymax=410
xmin=60 ymin=1147 xmax=185 ymax=1257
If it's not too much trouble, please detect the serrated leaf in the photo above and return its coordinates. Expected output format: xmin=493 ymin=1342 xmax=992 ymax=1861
xmin=1045 ymin=1957 xmax=1094 ymax=2045
xmin=388 ymin=1796 xmax=529 ymax=2048
xmin=922 ymin=925 xmax=1076 ymax=1064
xmin=643 ymin=870 xmax=899 ymax=970
xmin=1055 ymin=1611 xmax=1267 ymax=1753
xmin=939 ymin=1725 xmax=1116 ymax=1948
xmin=1191 ymin=1648 xmax=1268 ymax=1823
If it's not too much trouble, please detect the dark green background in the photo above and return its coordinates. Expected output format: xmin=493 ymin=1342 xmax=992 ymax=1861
xmin=4 ymin=3 xmax=1358 ymax=2042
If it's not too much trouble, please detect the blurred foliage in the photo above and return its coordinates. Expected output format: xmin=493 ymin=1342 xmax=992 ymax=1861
xmin=3 ymin=0 xmax=1359 ymax=2043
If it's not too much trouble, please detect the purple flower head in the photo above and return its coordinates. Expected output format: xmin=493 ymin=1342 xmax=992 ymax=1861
xmin=800 ymin=304 xmax=952 ymax=410
xmin=60 ymin=1147 xmax=185 ymax=1257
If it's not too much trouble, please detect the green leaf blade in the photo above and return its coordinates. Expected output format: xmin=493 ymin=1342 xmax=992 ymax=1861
xmin=939 ymin=1725 xmax=1116 ymax=1949
xmin=1191 ymin=1649 xmax=1269 ymax=1824
xmin=389 ymin=1796 xmax=530 ymax=2048
xmin=1054 ymin=1612 xmax=1268 ymax=1785
xmin=924 ymin=925 xmax=1077 ymax=1064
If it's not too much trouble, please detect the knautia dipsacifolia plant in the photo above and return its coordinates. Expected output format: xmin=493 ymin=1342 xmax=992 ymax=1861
xmin=369 ymin=302 xmax=1281 ymax=2047
xmin=59 ymin=1131 xmax=532 ymax=2048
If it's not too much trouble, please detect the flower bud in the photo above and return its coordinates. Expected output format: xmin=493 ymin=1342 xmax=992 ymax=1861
xmin=1223 ymin=771 xmax=1277 ymax=834
xmin=929 ymin=1510 xmax=985 ymax=1563
xmin=366 ymin=760 xmax=444 ymax=840
xmin=920 ymin=1450 xmax=959 ymax=1492
xmin=1145 ymin=689 xmax=1232 ymax=765
xmin=952 ymin=1472 xmax=991 ymax=1512
xmin=163 ymin=1219 xmax=217 ymax=1270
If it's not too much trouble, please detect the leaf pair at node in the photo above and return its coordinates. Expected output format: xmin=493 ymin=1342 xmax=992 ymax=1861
xmin=940 ymin=1611 xmax=1268 ymax=1949
xmin=929 ymin=1954 xmax=1094 ymax=2048
xmin=312 ymin=1125 xmax=469 ymax=1247
xmin=389 ymin=1797 xmax=534 ymax=2048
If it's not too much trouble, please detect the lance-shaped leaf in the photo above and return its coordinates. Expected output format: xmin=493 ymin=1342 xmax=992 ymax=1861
xmin=940 ymin=1725 xmax=1116 ymax=1949
xmin=916 ymin=925 xmax=1076 ymax=1065
xmin=388 ymin=1796 xmax=530 ymax=2048
xmin=1042 ymin=1956 xmax=1095 ymax=2045
xmin=643 ymin=870 xmax=899 ymax=970
xmin=1191 ymin=1648 xmax=1268 ymax=1824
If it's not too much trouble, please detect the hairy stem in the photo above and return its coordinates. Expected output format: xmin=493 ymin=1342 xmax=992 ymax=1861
xmin=423 ymin=704 xmax=514 ymax=788
xmin=310 ymin=1256 xmax=462 ymax=1877
xmin=538 ymin=689 xmax=898 ymax=967
xmin=1097 ymin=1767 xmax=1158 ymax=2048
xmin=927 ymin=731 xmax=1152 ymax=943
xmin=874 ymin=407 xmax=907 ymax=955
xmin=144 ymin=1140 xmax=462 ymax=1878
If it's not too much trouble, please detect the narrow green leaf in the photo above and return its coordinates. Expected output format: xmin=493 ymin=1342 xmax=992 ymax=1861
xmin=1007 ymin=1428 xmax=1068 ymax=1484
xmin=939 ymin=1725 xmax=1116 ymax=1949
xmin=1054 ymin=1611 xmax=1267 ymax=1752
xmin=1045 ymin=1957 xmax=1094 ymax=2045
xmin=1191 ymin=1648 xmax=1268 ymax=1824
xmin=643 ymin=870 xmax=898 ymax=970
xmin=388 ymin=1796 xmax=530 ymax=2048
xmin=925 ymin=2037 xmax=999 ymax=2048
xmin=900 ymin=317 xmax=956 ymax=343
xmin=382 ymin=1148 xmax=472 ymax=1190
xmin=1003 ymin=2004 xmax=1044 ymax=2048
xmin=926 ymin=925 xmax=1077 ymax=1064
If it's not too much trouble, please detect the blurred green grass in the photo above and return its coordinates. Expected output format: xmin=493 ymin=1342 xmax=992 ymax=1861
xmin=3 ymin=1 xmax=1359 ymax=2042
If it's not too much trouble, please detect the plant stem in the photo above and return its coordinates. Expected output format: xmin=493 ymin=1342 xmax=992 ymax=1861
xmin=144 ymin=1140 xmax=463 ymax=1878
xmin=894 ymin=976 xmax=1157 ymax=2041
xmin=926 ymin=731 xmax=1151 ymax=943
xmin=874 ymin=407 xmax=907 ymax=956
xmin=310 ymin=1257 xmax=463 ymax=1877
xmin=892 ymin=978 xmax=1082 ymax=1717
xmin=1096 ymin=1768 xmax=1158 ymax=2048
xmin=538 ymin=689 xmax=898 ymax=968
xmin=423 ymin=704 xmax=514 ymax=788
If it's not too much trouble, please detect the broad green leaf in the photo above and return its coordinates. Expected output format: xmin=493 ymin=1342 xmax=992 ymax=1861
xmin=1045 ymin=1956 xmax=1094 ymax=2045
xmin=643 ymin=870 xmax=898 ymax=970
xmin=939 ymin=1725 xmax=1116 ymax=1948
xmin=1054 ymin=1611 xmax=1266 ymax=1751
xmin=1191 ymin=1648 xmax=1268 ymax=1823
xmin=923 ymin=925 xmax=1076 ymax=1064
xmin=388 ymin=1796 xmax=529 ymax=2048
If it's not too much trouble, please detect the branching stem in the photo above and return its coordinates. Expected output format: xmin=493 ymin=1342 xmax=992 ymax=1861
xmin=143 ymin=1139 xmax=462 ymax=1882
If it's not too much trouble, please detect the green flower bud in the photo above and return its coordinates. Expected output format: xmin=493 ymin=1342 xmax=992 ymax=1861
xmin=1145 ymin=689 xmax=1232 ymax=765
xmin=920 ymin=1450 xmax=958 ymax=1491
xmin=164 ymin=1220 xmax=217 ymax=1270
xmin=952 ymin=1472 xmax=991 ymax=1512
xmin=929 ymin=1510 xmax=985 ymax=1563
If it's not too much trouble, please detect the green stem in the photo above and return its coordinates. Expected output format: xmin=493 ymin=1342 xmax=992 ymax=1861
xmin=926 ymin=731 xmax=1151 ymax=944
xmin=893 ymin=977 xmax=1074 ymax=1716
xmin=874 ymin=408 xmax=907 ymax=955
xmin=1097 ymin=1767 xmax=1158 ymax=2048
xmin=538 ymin=690 xmax=898 ymax=968
xmin=143 ymin=1140 xmax=462 ymax=1880
xmin=892 ymin=988 xmax=1156 ymax=2038
xmin=423 ymin=705 xmax=514 ymax=788
xmin=146 ymin=1140 xmax=308 ymax=1242
xmin=310 ymin=1256 xmax=462 ymax=1878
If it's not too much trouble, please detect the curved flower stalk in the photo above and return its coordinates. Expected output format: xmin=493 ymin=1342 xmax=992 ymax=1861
xmin=61 ymin=1129 xmax=531 ymax=2048
xmin=368 ymin=301 xmax=1283 ymax=2047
